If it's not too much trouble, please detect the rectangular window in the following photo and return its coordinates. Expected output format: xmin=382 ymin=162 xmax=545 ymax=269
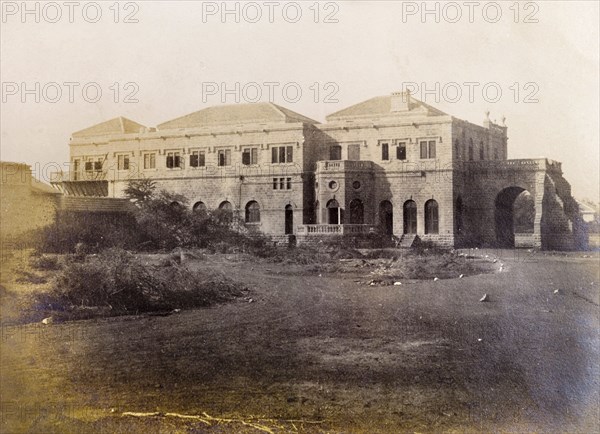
xmin=330 ymin=145 xmax=342 ymax=160
xmin=381 ymin=142 xmax=389 ymax=160
xmin=218 ymin=149 xmax=231 ymax=166
xmin=271 ymin=145 xmax=293 ymax=163
xmin=287 ymin=177 xmax=292 ymax=189
xmin=144 ymin=153 xmax=156 ymax=169
xmin=85 ymin=161 xmax=93 ymax=171
xmin=166 ymin=152 xmax=181 ymax=169
xmin=396 ymin=142 xmax=406 ymax=160
xmin=189 ymin=151 xmax=205 ymax=168
xmin=494 ymin=148 xmax=498 ymax=160
xmin=242 ymin=147 xmax=258 ymax=165
xmin=280 ymin=178 xmax=285 ymax=190
xmin=420 ymin=140 xmax=436 ymax=159
xmin=273 ymin=178 xmax=278 ymax=190
xmin=479 ymin=145 xmax=484 ymax=160
xmin=117 ymin=155 xmax=129 ymax=170
xmin=94 ymin=160 xmax=102 ymax=171
xmin=428 ymin=141 xmax=436 ymax=159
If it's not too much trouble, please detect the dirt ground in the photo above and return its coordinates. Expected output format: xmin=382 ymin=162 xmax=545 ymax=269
xmin=1 ymin=249 xmax=599 ymax=433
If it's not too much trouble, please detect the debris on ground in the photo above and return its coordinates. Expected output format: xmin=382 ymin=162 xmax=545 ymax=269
xmin=479 ymin=294 xmax=489 ymax=302
xmin=41 ymin=317 xmax=54 ymax=325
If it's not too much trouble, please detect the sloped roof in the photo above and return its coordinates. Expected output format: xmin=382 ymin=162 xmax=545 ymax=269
xmin=72 ymin=117 xmax=147 ymax=138
xmin=326 ymin=94 xmax=448 ymax=121
xmin=158 ymin=102 xmax=318 ymax=130
xmin=31 ymin=181 xmax=62 ymax=195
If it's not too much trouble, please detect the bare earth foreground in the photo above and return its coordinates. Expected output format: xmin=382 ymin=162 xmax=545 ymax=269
xmin=1 ymin=250 xmax=599 ymax=433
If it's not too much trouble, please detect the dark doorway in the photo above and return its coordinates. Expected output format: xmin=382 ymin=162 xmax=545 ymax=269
xmin=327 ymin=199 xmax=342 ymax=224
xmin=285 ymin=205 xmax=293 ymax=234
xmin=455 ymin=196 xmax=463 ymax=234
xmin=403 ymin=200 xmax=417 ymax=234
xmin=379 ymin=200 xmax=393 ymax=235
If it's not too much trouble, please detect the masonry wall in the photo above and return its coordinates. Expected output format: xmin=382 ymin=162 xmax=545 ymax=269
xmin=0 ymin=163 xmax=59 ymax=239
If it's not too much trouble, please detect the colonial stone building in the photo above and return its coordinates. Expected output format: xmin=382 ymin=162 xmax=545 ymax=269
xmin=51 ymin=92 xmax=585 ymax=249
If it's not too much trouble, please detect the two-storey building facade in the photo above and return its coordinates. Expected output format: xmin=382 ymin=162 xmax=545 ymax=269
xmin=52 ymin=92 xmax=584 ymax=249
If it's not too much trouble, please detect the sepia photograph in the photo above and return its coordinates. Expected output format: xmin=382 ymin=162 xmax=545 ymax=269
xmin=1 ymin=1 xmax=599 ymax=432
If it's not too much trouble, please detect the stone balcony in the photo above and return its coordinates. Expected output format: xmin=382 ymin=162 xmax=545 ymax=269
xmin=316 ymin=160 xmax=375 ymax=173
xmin=297 ymin=224 xmax=377 ymax=235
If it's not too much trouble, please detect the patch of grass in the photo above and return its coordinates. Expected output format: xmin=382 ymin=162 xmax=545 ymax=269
xmin=29 ymin=254 xmax=62 ymax=271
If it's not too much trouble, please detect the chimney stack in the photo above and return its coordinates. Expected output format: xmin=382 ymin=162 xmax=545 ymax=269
xmin=391 ymin=91 xmax=411 ymax=112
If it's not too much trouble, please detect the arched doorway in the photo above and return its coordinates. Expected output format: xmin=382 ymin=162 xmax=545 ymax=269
xmin=424 ymin=200 xmax=439 ymax=234
xmin=495 ymin=187 xmax=534 ymax=247
xmin=455 ymin=196 xmax=463 ymax=234
xmin=379 ymin=200 xmax=393 ymax=235
xmin=285 ymin=205 xmax=294 ymax=234
xmin=327 ymin=199 xmax=343 ymax=224
xmin=403 ymin=200 xmax=417 ymax=234
xmin=349 ymin=199 xmax=364 ymax=224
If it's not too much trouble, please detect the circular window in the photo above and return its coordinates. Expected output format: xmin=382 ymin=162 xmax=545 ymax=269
xmin=352 ymin=181 xmax=361 ymax=190
xmin=328 ymin=180 xmax=338 ymax=190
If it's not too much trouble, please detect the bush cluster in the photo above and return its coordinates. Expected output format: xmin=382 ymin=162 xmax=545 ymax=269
xmin=41 ymin=248 xmax=244 ymax=317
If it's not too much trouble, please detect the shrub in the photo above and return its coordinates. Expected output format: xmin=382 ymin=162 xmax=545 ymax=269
xmin=43 ymin=248 xmax=244 ymax=317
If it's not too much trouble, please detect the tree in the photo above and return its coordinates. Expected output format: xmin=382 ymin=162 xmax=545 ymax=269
xmin=124 ymin=179 xmax=157 ymax=203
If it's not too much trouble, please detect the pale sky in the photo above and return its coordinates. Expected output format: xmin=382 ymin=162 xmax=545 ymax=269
xmin=1 ymin=1 xmax=598 ymax=200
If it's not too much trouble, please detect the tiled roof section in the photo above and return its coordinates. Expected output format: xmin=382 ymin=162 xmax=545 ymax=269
xmin=158 ymin=102 xmax=318 ymax=130
xmin=326 ymin=94 xmax=448 ymax=121
xmin=72 ymin=117 xmax=147 ymax=138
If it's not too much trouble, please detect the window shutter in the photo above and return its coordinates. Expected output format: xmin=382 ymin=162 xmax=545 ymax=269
xmin=279 ymin=147 xmax=286 ymax=163
xmin=428 ymin=141 xmax=436 ymax=159
xmin=286 ymin=146 xmax=293 ymax=163
xmin=420 ymin=142 xmax=428 ymax=159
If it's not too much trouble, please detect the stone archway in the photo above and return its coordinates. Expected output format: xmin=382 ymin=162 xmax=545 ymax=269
xmin=495 ymin=187 xmax=535 ymax=247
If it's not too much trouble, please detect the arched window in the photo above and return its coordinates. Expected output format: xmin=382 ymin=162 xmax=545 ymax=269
xmin=219 ymin=201 xmax=232 ymax=211
xmin=479 ymin=141 xmax=484 ymax=160
xmin=403 ymin=200 xmax=417 ymax=234
xmin=193 ymin=201 xmax=207 ymax=213
xmin=245 ymin=201 xmax=260 ymax=223
xmin=425 ymin=200 xmax=439 ymax=234
xmin=216 ymin=201 xmax=234 ymax=224
xmin=469 ymin=139 xmax=474 ymax=161
xmin=349 ymin=199 xmax=364 ymax=224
